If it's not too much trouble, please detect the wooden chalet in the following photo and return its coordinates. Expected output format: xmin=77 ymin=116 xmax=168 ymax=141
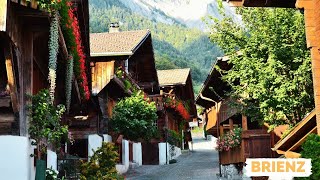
xmin=88 ymin=28 xmax=159 ymax=137
xmin=195 ymin=57 xmax=277 ymax=171
xmin=0 ymin=1 xmax=93 ymax=179
xmin=157 ymin=68 xmax=197 ymax=148
xmin=0 ymin=0 xmax=90 ymax=137
xmin=225 ymin=0 xmax=320 ymax=159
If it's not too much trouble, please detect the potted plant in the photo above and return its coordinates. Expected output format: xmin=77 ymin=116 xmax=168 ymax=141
xmin=27 ymin=89 xmax=68 ymax=180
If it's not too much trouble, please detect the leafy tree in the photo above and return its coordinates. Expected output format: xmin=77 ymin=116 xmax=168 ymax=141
xmin=110 ymin=91 xmax=158 ymax=141
xmin=207 ymin=7 xmax=313 ymax=127
xmin=298 ymin=134 xmax=320 ymax=180
xmin=80 ymin=142 xmax=123 ymax=180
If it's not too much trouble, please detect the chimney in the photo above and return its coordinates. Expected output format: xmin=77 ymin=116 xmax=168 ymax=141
xmin=109 ymin=22 xmax=120 ymax=33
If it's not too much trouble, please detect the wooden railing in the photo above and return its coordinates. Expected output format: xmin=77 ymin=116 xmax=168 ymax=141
xmin=148 ymin=94 xmax=164 ymax=111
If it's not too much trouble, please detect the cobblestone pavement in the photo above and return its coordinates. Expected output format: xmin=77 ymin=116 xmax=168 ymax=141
xmin=124 ymin=137 xmax=220 ymax=180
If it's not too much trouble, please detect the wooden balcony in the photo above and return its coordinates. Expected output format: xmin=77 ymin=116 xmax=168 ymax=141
xmin=148 ymin=94 xmax=164 ymax=111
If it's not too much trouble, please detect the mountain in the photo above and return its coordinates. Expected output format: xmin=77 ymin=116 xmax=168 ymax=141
xmin=89 ymin=0 xmax=229 ymax=93
xmin=117 ymin=0 xmax=240 ymax=31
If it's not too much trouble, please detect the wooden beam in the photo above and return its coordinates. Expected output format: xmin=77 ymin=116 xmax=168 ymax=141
xmin=273 ymin=109 xmax=316 ymax=150
xmin=288 ymin=127 xmax=317 ymax=152
xmin=275 ymin=150 xmax=285 ymax=155
xmin=73 ymin=76 xmax=81 ymax=104
xmin=284 ymin=151 xmax=301 ymax=158
xmin=19 ymin=30 xmax=33 ymax=136
xmin=219 ymin=125 xmax=224 ymax=137
xmin=229 ymin=118 xmax=234 ymax=130
xmin=5 ymin=44 xmax=19 ymax=112
xmin=58 ymin=25 xmax=68 ymax=60
xmin=242 ymin=115 xmax=248 ymax=130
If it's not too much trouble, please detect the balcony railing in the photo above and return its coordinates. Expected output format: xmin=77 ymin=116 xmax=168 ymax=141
xmin=148 ymin=94 xmax=164 ymax=111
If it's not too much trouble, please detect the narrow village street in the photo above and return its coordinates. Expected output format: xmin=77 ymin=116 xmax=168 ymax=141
xmin=125 ymin=134 xmax=220 ymax=180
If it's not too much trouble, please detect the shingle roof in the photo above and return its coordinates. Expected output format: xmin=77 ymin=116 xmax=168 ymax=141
xmin=157 ymin=68 xmax=190 ymax=86
xmin=90 ymin=30 xmax=150 ymax=56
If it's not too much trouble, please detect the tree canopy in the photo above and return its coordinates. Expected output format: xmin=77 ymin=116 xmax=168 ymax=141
xmin=207 ymin=7 xmax=313 ymax=128
xmin=110 ymin=92 xmax=158 ymax=141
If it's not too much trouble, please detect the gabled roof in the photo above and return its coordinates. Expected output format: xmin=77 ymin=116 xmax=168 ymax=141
xmin=90 ymin=30 xmax=150 ymax=57
xmin=195 ymin=56 xmax=232 ymax=108
xmin=157 ymin=68 xmax=190 ymax=86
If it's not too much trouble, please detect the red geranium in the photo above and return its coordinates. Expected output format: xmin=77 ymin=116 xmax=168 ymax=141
xmin=66 ymin=2 xmax=90 ymax=100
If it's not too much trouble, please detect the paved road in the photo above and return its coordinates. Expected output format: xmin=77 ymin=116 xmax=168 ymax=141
xmin=124 ymin=137 xmax=220 ymax=180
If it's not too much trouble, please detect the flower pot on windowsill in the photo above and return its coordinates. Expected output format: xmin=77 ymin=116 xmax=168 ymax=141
xmin=35 ymin=159 xmax=46 ymax=180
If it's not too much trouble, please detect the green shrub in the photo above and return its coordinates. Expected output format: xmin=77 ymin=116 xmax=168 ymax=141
xmin=80 ymin=142 xmax=123 ymax=180
xmin=167 ymin=129 xmax=181 ymax=146
xmin=27 ymin=89 xmax=68 ymax=159
xmin=110 ymin=91 xmax=158 ymax=141
xmin=298 ymin=134 xmax=320 ymax=180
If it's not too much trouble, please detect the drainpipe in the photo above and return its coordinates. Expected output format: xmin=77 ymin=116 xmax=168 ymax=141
xmin=199 ymin=93 xmax=222 ymax=177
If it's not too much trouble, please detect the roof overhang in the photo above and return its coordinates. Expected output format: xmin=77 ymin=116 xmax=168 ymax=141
xmin=96 ymin=77 xmax=132 ymax=99
xmin=195 ymin=57 xmax=232 ymax=109
xmin=225 ymin=0 xmax=296 ymax=8
xmin=273 ymin=109 xmax=316 ymax=152
xmin=159 ymin=83 xmax=186 ymax=87
xmin=90 ymin=30 xmax=150 ymax=58
xmin=90 ymin=52 xmax=133 ymax=57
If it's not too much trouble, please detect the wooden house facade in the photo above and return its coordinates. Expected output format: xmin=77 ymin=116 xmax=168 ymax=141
xmin=196 ymin=57 xmax=277 ymax=177
xmin=0 ymin=0 xmax=92 ymax=179
xmin=0 ymin=0 xmax=90 ymax=136
xmin=157 ymin=68 xmax=197 ymax=148
xmin=88 ymin=28 xmax=159 ymax=134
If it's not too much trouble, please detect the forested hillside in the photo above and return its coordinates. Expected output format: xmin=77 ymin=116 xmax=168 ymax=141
xmin=89 ymin=0 xmax=222 ymax=93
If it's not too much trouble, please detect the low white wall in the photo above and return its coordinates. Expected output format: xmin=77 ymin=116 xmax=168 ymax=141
xmin=0 ymin=136 xmax=33 ymax=180
xmin=167 ymin=143 xmax=181 ymax=160
xmin=103 ymin=134 xmax=112 ymax=143
xmin=116 ymin=140 xmax=130 ymax=174
xmin=116 ymin=139 xmax=129 ymax=174
xmin=29 ymin=139 xmax=36 ymax=180
xmin=158 ymin=143 xmax=167 ymax=165
xmin=88 ymin=134 xmax=103 ymax=158
xmin=47 ymin=150 xmax=57 ymax=171
xmin=133 ymin=142 xmax=142 ymax=166
xmin=158 ymin=143 xmax=182 ymax=165
xmin=122 ymin=140 xmax=129 ymax=169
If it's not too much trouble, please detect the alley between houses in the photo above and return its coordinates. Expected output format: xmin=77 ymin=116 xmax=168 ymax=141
xmin=124 ymin=135 xmax=220 ymax=180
